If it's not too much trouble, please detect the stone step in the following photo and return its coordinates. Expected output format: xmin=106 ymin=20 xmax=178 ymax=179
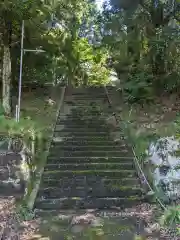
xmin=71 ymin=93 xmax=106 ymax=97
xmin=34 ymin=209 xmax=132 ymax=219
xmin=41 ymin=177 xmax=140 ymax=189
xmin=42 ymin=169 xmax=136 ymax=179
xmin=51 ymin=140 xmax=124 ymax=146
xmin=66 ymin=95 xmax=106 ymax=99
xmin=55 ymin=119 xmax=110 ymax=126
xmin=50 ymin=145 xmax=128 ymax=152
xmin=44 ymin=162 xmax=134 ymax=171
xmin=67 ymin=98 xmax=107 ymax=103
xmin=60 ymin=108 xmax=107 ymax=114
xmin=71 ymin=118 xmax=109 ymax=124
xmin=35 ymin=196 xmax=143 ymax=210
xmin=64 ymin=101 xmax=107 ymax=106
xmin=52 ymin=135 xmax=125 ymax=141
xmin=38 ymin=186 xmax=143 ymax=199
xmin=56 ymin=119 xmax=109 ymax=125
xmin=54 ymin=123 xmax=108 ymax=128
xmin=57 ymin=114 xmax=108 ymax=119
xmin=58 ymin=111 xmax=108 ymax=116
xmin=69 ymin=91 xmax=106 ymax=95
xmin=65 ymin=86 xmax=104 ymax=91
xmin=65 ymin=87 xmax=112 ymax=95
xmin=47 ymin=156 xmax=133 ymax=164
xmin=34 ymin=208 xmax=141 ymax=219
xmin=58 ymin=110 xmax=107 ymax=114
xmin=48 ymin=150 xmax=131 ymax=158
xmin=54 ymin=126 xmax=109 ymax=132
xmin=54 ymin=131 xmax=109 ymax=137
xmin=54 ymin=128 xmax=110 ymax=134
xmin=64 ymin=99 xmax=106 ymax=104
xmin=57 ymin=115 xmax=108 ymax=120
xmin=34 ymin=209 xmax=87 ymax=218
xmin=70 ymin=92 xmax=105 ymax=96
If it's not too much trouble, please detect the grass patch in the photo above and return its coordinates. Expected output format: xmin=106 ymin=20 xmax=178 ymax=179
xmin=116 ymin=93 xmax=180 ymax=138
xmin=21 ymin=90 xmax=58 ymax=136
xmin=16 ymin=87 xmax=63 ymax=211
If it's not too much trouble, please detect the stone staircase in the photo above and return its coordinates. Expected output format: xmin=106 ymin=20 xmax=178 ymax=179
xmin=35 ymin=87 xmax=144 ymax=214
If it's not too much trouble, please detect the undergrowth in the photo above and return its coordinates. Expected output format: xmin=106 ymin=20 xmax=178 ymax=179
xmin=119 ymin=108 xmax=180 ymax=235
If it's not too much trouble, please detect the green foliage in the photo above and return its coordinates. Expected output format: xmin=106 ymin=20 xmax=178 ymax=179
xmin=71 ymin=38 xmax=110 ymax=85
xmin=0 ymin=0 xmax=110 ymax=88
xmin=0 ymin=115 xmax=48 ymax=210
xmin=102 ymin=0 xmax=180 ymax=102
xmin=120 ymin=110 xmax=172 ymax=203
xmin=160 ymin=205 xmax=180 ymax=231
xmin=123 ymin=66 xmax=154 ymax=102
xmin=120 ymin=110 xmax=180 ymax=237
xmin=16 ymin=203 xmax=35 ymax=221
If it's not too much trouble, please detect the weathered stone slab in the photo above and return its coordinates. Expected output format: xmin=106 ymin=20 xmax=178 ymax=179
xmin=146 ymin=136 xmax=180 ymax=201
xmin=0 ymin=152 xmax=27 ymax=196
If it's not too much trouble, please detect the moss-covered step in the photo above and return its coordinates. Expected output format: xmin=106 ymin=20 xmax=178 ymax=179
xmin=67 ymin=96 xmax=107 ymax=100
xmin=34 ymin=209 xmax=86 ymax=218
xmin=42 ymin=169 xmax=136 ymax=179
xmin=57 ymin=113 xmax=108 ymax=118
xmin=57 ymin=115 xmax=108 ymax=124
xmin=35 ymin=196 xmax=143 ymax=210
xmin=70 ymin=93 xmax=107 ymax=97
xmin=41 ymin=177 xmax=140 ymax=189
xmin=56 ymin=117 xmax=107 ymax=124
xmin=55 ymin=126 xmax=109 ymax=132
xmin=54 ymin=131 xmax=110 ymax=137
xmin=64 ymin=101 xmax=106 ymax=106
xmin=48 ymin=150 xmax=131 ymax=158
xmin=44 ymin=162 xmax=135 ymax=171
xmin=55 ymin=121 xmax=107 ymax=127
xmin=64 ymin=98 xmax=106 ymax=104
xmin=51 ymin=145 xmax=129 ymax=152
xmin=53 ymin=132 xmax=110 ymax=139
xmin=37 ymin=185 xmax=143 ymax=198
xmin=47 ymin=156 xmax=134 ymax=164
xmin=52 ymin=135 xmax=116 ymax=141
xmin=51 ymin=140 xmax=125 ymax=146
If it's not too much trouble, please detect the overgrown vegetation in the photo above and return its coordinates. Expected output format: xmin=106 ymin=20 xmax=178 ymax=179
xmin=0 ymin=0 xmax=111 ymax=115
xmin=0 ymin=114 xmax=48 ymax=206
xmin=0 ymin=89 xmax=58 ymax=223
xmin=102 ymin=0 xmax=180 ymax=102
xmin=119 ymin=105 xmax=180 ymax=233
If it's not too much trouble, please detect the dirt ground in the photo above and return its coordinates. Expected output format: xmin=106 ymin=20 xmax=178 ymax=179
xmin=0 ymin=197 xmax=179 ymax=240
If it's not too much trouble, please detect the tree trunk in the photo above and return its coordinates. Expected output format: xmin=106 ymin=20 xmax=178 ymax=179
xmin=2 ymin=45 xmax=11 ymax=115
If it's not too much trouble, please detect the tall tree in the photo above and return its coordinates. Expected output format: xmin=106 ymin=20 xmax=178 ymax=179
xmin=0 ymin=0 xmax=111 ymax=115
xmin=0 ymin=0 xmax=47 ymax=115
xmin=101 ymin=0 xmax=180 ymax=101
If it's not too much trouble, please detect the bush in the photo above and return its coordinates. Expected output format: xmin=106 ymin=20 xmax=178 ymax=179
xmin=160 ymin=72 xmax=180 ymax=93
xmin=122 ymin=66 xmax=154 ymax=103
